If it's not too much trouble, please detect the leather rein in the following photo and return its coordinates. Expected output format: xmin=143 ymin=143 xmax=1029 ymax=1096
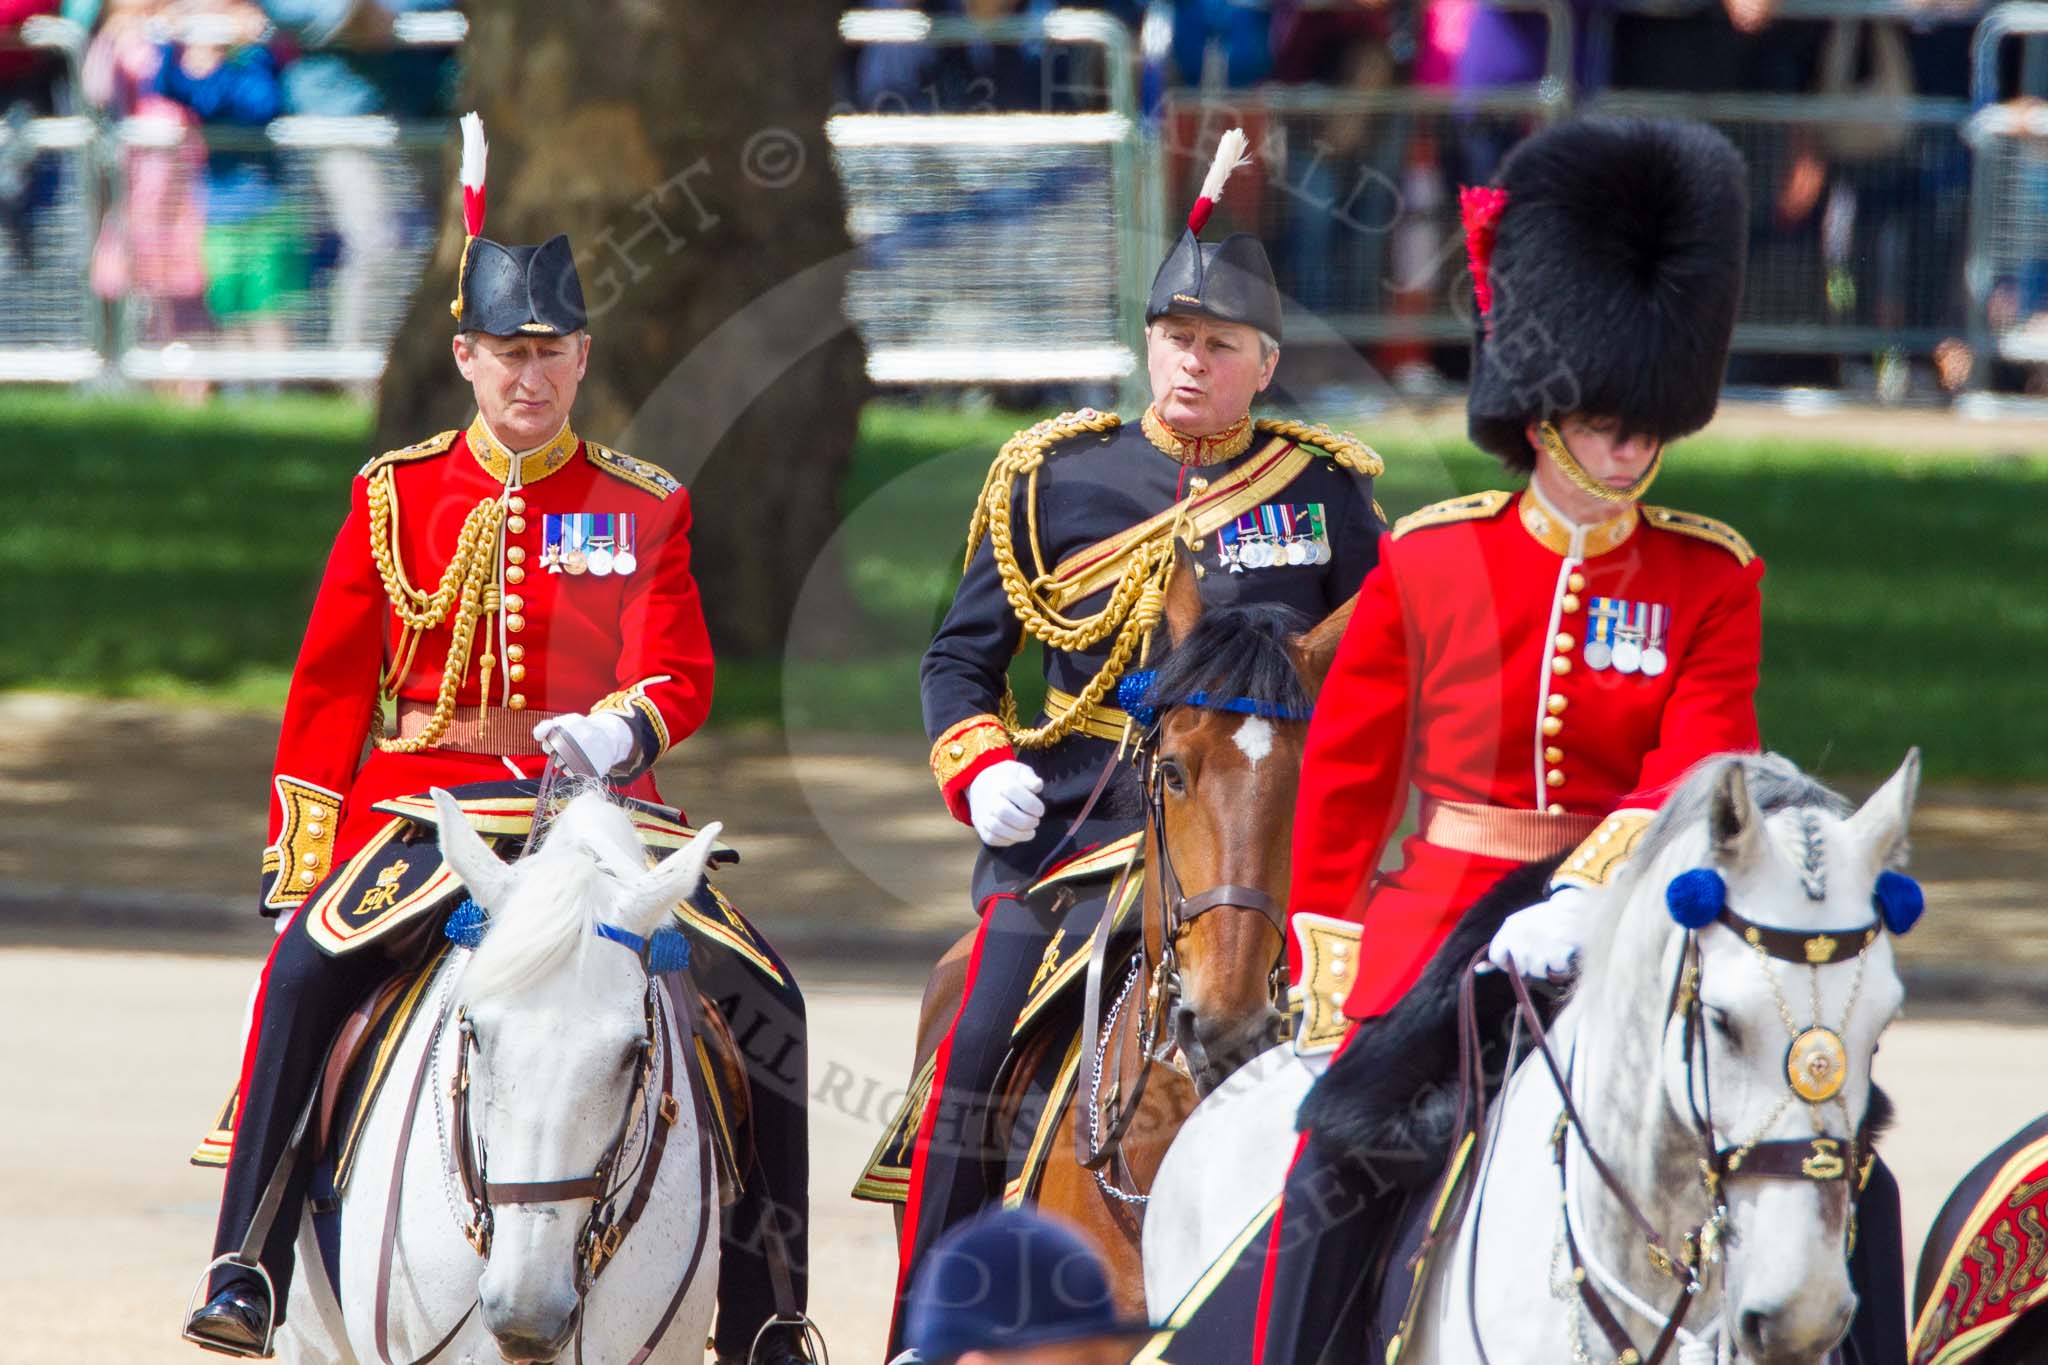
xmin=371 ymin=945 xmax=715 ymax=1365
xmin=1073 ymin=702 xmax=1297 ymax=1180
xmin=1456 ymin=900 xmax=1887 ymax=1365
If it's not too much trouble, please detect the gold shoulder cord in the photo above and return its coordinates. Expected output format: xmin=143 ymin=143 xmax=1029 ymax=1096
xmin=364 ymin=467 xmax=504 ymax=753
xmin=1253 ymin=417 xmax=1386 ymax=480
xmin=964 ymin=410 xmax=1185 ymax=750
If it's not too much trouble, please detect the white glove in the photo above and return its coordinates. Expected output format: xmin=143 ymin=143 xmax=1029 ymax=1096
xmin=532 ymin=710 xmax=637 ymax=777
xmin=1485 ymin=884 xmax=1596 ymax=980
xmin=967 ymin=760 xmax=1045 ymax=847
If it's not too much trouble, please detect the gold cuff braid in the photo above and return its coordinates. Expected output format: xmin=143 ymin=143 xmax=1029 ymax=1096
xmin=1553 ymin=808 xmax=1655 ymax=889
xmin=931 ymin=714 xmax=1014 ymax=790
xmin=261 ymin=776 xmax=343 ymax=910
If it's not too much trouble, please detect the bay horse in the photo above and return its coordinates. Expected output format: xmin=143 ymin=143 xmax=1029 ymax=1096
xmin=897 ymin=552 xmax=1352 ymax=1313
xmin=272 ymin=788 xmax=723 ymax=1364
xmin=1146 ymin=751 xmax=1922 ymax=1365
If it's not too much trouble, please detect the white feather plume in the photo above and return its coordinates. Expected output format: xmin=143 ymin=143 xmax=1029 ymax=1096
xmin=1198 ymin=127 xmax=1251 ymax=206
xmin=459 ymin=111 xmax=487 ymax=192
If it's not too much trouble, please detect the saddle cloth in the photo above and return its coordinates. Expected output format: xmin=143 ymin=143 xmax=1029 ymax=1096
xmin=852 ymin=833 xmax=1146 ymax=1209
xmin=1910 ymin=1115 xmax=2048 ymax=1364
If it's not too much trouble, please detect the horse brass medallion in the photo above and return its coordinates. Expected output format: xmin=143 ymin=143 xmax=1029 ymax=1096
xmin=1785 ymin=1025 xmax=1848 ymax=1103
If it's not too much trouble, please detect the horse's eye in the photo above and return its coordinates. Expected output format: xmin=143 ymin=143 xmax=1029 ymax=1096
xmin=1706 ymin=1008 xmax=1739 ymax=1046
xmin=1159 ymin=760 xmax=1188 ymax=795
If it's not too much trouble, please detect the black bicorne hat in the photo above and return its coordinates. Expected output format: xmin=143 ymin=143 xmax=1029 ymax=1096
xmin=1463 ymin=117 xmax=1749 ymax=471
xmin=448 ymin=113 xmax=588 ymax=337
xmin=1146 ymin=129 xmax=1284 ymax=343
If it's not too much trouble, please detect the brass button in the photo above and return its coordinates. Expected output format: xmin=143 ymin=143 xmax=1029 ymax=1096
xmin=505 ymin=566 xmax=526 ymax=585
xmin=1555 ymin=633 xmax=1575 ymax=652
xmin=509 ymin=694 xmax=527 ymax=711
xmin=506 ymin=644 xmax=525 ymax=662
xmin=506 ymin=613 xmax=525 ymax=633
xmin=509 ymin=664 xmax=527 ymax=682
xmin=947 ymin=743 xmax=965 ymax=759
xmin=1551 ymin=656 xmax=1571 ymax=676
xmin=1547 ymin=694 xmax=1568 ymax=714
xmin=478 ymin=654 xmax=495 ymax=673
xmin=1545 ymin=746 xmax=1564 ymax=764
xmin=1542 ymin=716 xmax=1564 ymax=737
xmin=1561 ymin=594 xmax=1581 ymax=614
xmin=507 ymin=546 xmax=527 ymax=565
xmin=1568 ymin=572 xmax=1586 ymax=593
xmin=306 ymin=821 xmax=325 ymax=840
xmin=1547 ymin=769 xmax=1566 ymax=788
xmin=298 ymin=869 xmax=317 ymax=886
xmin=1546 ymin=803 xmax=1566 ymax=816
xmin=506 ymin=515 xmax=527 ymax=534
xmin=1194 ymin=564 xmax=1207 ymax=579
xmin=508 ymin=495 xmax=527 ymax=514
xmin=503 ymin=594 xmax=525 ymax=613
xmin=1190 ymin=476 xmax=1210 ymax=492
xmin=301 ymin=851 xmax=320 ymax=868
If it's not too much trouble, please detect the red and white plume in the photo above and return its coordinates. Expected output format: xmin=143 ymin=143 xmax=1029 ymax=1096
xmin=458 ymin=111 xmax=488 ymax=238
xmin=1187 ymin=127 xmax=1251 ymax=235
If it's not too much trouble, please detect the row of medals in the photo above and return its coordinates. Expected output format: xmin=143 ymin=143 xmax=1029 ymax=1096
xmin=1224 ymin=534 xmax=1330 ymax=571
xmin=1586 ymin=634 xmax=1666 ymax=677
xmin=539 ymin=531 xmax=637 ymax=577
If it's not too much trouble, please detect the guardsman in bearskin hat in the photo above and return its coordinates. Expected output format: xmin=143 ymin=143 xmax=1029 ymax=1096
xmin=887 ymin=129 xmax=1388 ymax=1346
xmin=184 ymin=116 xmax=818 ymax=1364
xmin=1241 ymin=116 xmax=1905 ymax=1365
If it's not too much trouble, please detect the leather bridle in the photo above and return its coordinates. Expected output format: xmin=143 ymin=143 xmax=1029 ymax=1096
xmin=1464 ymin=893 xmax=1890 ymax=1365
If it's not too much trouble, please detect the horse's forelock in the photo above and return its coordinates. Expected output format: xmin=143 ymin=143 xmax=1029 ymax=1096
xmin=1144 ymin=602 xmax=1314 ymax=722
xmin=454 ymin=794 xmax=653 ymax=1004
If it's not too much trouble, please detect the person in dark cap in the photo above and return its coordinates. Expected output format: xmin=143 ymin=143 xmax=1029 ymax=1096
xmin=901 ymin=1209 xmax=1152 ymax=1365
xmin=183 ymin=114 xmax=818 ymax=1365
xmin=1153 ymin=115 xmax=1900 ymax=1365
xmin=880 ymin=128 xmax=1386 ymax=1352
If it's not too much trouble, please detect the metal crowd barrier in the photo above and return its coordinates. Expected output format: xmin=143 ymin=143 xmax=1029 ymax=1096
xmin=107 ymin=115 xmax=444 ymax=384
xmin=827 ymin=7 xmax=1149 ymax=385
xmin=1962 ymin=3 xmax=2048 ymax=389
xmin=0 ymin=18 xmax=98 ymax=381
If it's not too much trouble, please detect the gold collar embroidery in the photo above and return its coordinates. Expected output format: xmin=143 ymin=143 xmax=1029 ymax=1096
xmin=466 ymin=416 xmax=580 ymax=487
xmin=1140 ymin=405 xmax=1255 ymax=466
xmin=1517 ymin=487 xmax=1639 ymax=559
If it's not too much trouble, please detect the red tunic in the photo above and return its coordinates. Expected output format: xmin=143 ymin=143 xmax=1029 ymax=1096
xmin=1289 ymin=486 xmax=1763 ymax=1018
xmin=258 ymin=419 xmax=715 ymax=915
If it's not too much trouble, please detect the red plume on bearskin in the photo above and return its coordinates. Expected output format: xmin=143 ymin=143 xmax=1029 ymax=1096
xmin=1458 ymin=185 xmax=1510 ymax=319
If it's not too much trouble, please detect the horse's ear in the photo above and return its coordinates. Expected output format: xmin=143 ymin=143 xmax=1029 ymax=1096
xmin=1164 ymin=538 xmax=1204 ymax=647
xmin=1291 ymin=592 xmax=1356 ymax=697
xmin=433 ymin=787 xmax=516 ymax=911
xmin=1842 ymin=747 xmax=1920 ymax=874
xmin=1707 ymin=761 xmax=1766 ymax=873
xmin=621 ymin=821 xmax=722 ymax=932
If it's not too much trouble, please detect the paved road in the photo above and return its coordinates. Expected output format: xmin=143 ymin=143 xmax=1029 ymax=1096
xmin=4 ymin=944 xmax=2042 ymax=1365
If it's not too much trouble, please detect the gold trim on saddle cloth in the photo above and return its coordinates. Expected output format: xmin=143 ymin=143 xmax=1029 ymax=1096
xmin=1418 ymin=798 xmax=1601 ymax=863
xmin=1012 ymin=858 xmax=1146 ymax=1041
xmin=1002 ymin=1032 xmax=1084 ymax=1208
xmin=1287 ymin=912 xmax=1362 ymax=1057
xmin=1042 ymin=436 xmax=1313 ymax=612
xmin=1132 ymin=1194 xmax=1286 ymax=1361
xmin=1040 ymin=685 xmax=1133 ymax=743
xmin=1909 ymin=1131 xmax=2048 ymax=1364
xmin=852 ymin=1049 xmax=937 ymax=1206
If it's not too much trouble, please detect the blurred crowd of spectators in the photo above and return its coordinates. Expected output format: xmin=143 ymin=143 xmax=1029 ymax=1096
xmin=1 ymin=0 xmax=457 ymax=363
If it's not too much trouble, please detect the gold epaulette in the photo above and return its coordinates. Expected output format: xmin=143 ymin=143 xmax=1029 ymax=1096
xmin=1390 ymin=489 xmax=1514 ymax=540
xmin=1257 ymin=418 xmax=1386 ymax=479
xmin=587 ymin=443 xmax=681 ymax=499
xmin=963 ymin=408 xmax=1122 ymax=567
xmin=1642 ymin=505 xmax=1756 ymax=565
xmin=358 ymin=429 xmax=458 ymax=478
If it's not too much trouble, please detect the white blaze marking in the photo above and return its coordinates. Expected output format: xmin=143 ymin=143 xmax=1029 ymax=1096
xmin=1233 ymin=716 xmax=1275 ymax=769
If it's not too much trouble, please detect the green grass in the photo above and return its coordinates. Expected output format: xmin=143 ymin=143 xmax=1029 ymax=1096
xmin=7 ymin=390 xmax=2045 ymax=781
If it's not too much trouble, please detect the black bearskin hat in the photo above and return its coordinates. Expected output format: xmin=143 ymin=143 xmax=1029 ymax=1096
xmin=1464 ymin=117 xmax=1748 ymax=471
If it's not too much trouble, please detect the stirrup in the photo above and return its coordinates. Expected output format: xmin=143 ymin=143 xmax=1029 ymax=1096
xmin=181 ymin=1254 xmax=277 ymax=1359
xmin=750 ymin=1311 xmax=829 ymax=1365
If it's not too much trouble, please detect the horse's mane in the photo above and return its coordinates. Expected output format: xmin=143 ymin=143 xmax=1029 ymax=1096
xmin=1581 ymin=751 xmax=1851 ymax=991
xmin=455 ymin=792 xmax=653 ymax=1004
xmin=1140 ymin=601 xmax=1314 ymax=721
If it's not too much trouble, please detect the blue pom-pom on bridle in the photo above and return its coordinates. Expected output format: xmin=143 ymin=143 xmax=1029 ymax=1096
xmin=1117 ymin=670 xmax=1160 ymax=729
xmin=444 ymin=898 xmax=489 ymax=948
xmin=1664 ymin=868 xmax=1727 ymax=929
xmin=1873 ymin=870 xmax=1923 ymax=935
xmin=596 ymin=920 xmax=692 ymax=975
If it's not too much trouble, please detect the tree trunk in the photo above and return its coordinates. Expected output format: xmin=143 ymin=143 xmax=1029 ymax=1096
xmin=376 ymin=0 xmax=869 ymax=660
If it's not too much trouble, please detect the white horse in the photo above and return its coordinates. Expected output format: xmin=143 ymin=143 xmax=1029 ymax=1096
xmin=275 ymin=788 xmax=723 ymax=1365
xmin=1147 ymin=750 xmax=1920 ymax=1365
